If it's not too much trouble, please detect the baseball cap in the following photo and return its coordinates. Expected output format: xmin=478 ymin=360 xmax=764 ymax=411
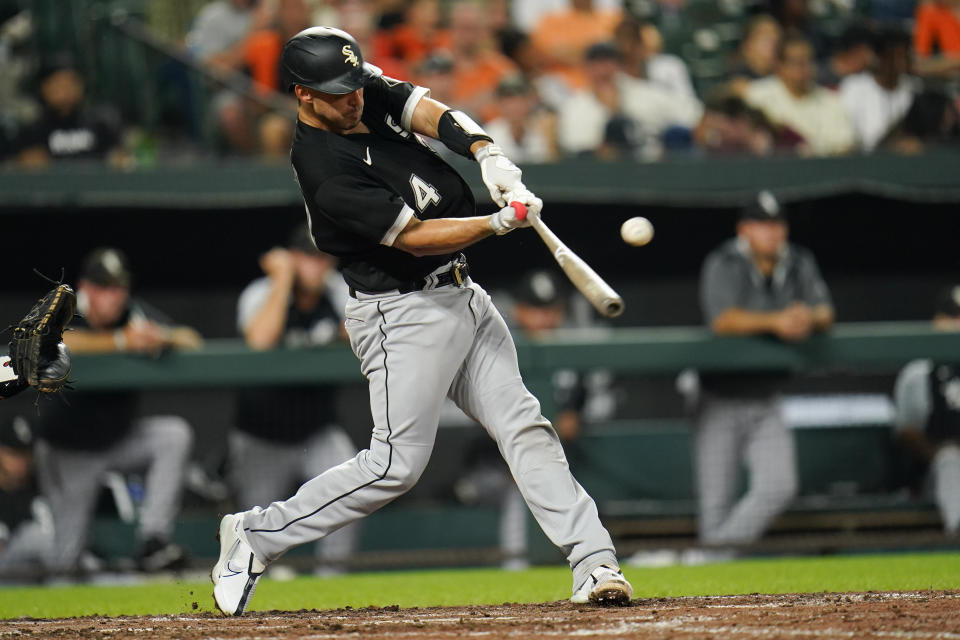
xmin=513 ymin=270 xmax=565 ymax=307
xmin=417 ymin=52 xmax=454 ymax=75
xmin=496 ymin=74 xmax=531 ymax=97
xmin=740 ymin=190 xmax=788 ymax=223
xmin=585 ymin=41 xmax=622 ymax=62
xmin=0 ymin=415 xmax=33 ymax=451
xmin=287 ymin=224 xmax=322 ymax=255
xmin=38 ymin=52 xmax=80 ymax=82
xmin=80 ymin=247 xmax=132 ymax=287
xmin=935 ymin=285 xmax=960 ymax=317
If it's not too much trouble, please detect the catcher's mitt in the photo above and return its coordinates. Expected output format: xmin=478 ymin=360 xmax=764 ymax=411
xmin=2 ymin=284 xmax=76 ymax=397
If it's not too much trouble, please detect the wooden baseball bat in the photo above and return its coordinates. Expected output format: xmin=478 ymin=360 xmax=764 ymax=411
xmin=510 ymin=202 xmax=624 ymax=318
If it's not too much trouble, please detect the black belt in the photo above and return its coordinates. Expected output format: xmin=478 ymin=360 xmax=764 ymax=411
xmin=349 ymin=255 xmax=469 ymax=298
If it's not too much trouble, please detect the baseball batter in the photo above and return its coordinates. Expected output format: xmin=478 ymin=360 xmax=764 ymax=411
xmin=211 ymin=27 xmax=632 ymax=615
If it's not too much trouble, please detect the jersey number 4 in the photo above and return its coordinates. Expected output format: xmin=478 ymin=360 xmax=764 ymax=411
xmin=409 ymin=174 xmax=441 ymax=212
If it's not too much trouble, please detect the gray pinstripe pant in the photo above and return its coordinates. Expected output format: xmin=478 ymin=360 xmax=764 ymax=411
xmin=35 ymin=416 xmax=192 ymax=571
xmin=694 ymin=396 xmax=798 ymax=546
xmin=242 ymin=280 xmax=617 ymax=591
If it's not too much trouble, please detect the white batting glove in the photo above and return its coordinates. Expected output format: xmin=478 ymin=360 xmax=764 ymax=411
xmin=505 ymin=188 xmax=543 ymax=219
xmin=475 ymin=144 xmax=523 ymax=207
xmin=490 ymin=203 xmax=528 ymax=235
xmin=489 ymin=193 xmax=542 ymax=235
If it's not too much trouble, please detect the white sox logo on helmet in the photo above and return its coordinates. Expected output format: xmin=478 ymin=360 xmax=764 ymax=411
xmin=342 ymin=45 xmax=359 ymax=67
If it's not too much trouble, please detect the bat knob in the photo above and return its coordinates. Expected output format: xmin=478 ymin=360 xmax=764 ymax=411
xmin=510 ymin=201 xmax=527 ymax=221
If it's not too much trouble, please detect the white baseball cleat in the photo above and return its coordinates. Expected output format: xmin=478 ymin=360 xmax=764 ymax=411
xmin=211 ymin=511 xmax=266 ymax=616
xmin=571 ymin=564 xmax=633 ymax=606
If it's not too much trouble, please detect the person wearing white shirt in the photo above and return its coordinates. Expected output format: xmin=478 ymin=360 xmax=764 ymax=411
xmin=482 ymin=75 xmax=557 ymax=163
xmin=613 ymin=17 xmax=697 ymax=101
xmin=839 ymin=28 xmax=919 ymax=152
xmin=557 ymin=42 xmax=702 ymax=157
xmin=745 ymin=34 xmax=855 ymax=156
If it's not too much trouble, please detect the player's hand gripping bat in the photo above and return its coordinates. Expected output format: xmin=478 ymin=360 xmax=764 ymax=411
xmin=509 ymin=202 xmax=624 ymax=318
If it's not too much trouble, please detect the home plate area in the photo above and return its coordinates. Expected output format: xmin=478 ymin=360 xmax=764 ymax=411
xmin=4 ymin=591 xmax=959 ymax=639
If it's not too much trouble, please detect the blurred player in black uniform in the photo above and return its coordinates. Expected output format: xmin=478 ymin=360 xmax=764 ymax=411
xmin=893 ymin=285 xmax=960 ymax=536
xmin=0 ymin=415 xmax=52 ymax=581
xmin=35 ymin=248 xmax=199 ymax=575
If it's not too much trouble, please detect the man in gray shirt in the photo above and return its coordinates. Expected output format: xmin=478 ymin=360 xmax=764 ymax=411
xmin=893 ymin=286 xmax=960 ymax=536
xmin=694 ymin=190 xmax=834 ymax=551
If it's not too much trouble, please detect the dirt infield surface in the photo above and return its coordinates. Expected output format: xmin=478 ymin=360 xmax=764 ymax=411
xmin=3 ymin=591 xmax=958 ymax=639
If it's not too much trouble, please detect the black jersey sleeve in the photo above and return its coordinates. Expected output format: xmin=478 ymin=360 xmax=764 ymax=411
xmin=363 ymin=68 xmax=430 ymax=134
xmin=314 ymin=172 xmax=415 ymax=247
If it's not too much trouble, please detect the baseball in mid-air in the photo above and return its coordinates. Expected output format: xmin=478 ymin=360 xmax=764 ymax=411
xmin=620 ymin=216 xmax=654 ymax=246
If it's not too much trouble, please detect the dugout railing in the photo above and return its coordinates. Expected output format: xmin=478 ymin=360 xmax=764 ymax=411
xmin=58 ymin=322 xmax=958 ymax=563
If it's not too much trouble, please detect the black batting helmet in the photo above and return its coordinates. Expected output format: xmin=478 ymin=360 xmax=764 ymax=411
xmin=281 ymin=27 xmax=375 ymax=94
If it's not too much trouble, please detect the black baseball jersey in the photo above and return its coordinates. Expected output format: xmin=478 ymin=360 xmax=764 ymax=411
xmin=291 ymin=69 xmax=477 ymax=292
xmin=927 ymin=363 xmax=960 ymax=443
xmin=234 ymin=277 xmax=342 ymax=443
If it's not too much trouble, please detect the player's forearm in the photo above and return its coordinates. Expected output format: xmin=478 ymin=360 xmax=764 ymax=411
xmin=811 ymin=305 xmax=834 ymax=332
xmin=63 ymin=329 xmax=125 ymax=353
xmin=392 ymin=216 xmax=494 ymax=256
xmin=244 ymin=282 xmax=294 ymax=350
xmin=710 ymin=308 xmax=780 ymax=336
xmin=914 ymin=54 xmax=960 ymax=77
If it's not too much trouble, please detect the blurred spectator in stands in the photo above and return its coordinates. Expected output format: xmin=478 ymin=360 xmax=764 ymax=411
xmin=414 ymin=52 xmax=457 ymax=106
xmin=893 ymin=285 xmax=960 ymax=537
xmin=511 ymin=0 xmax=623 ymax=33
xmin=881 ymin=89 xmax=960 ymax=153
xmin=725 ymin=14 xmax=782 ymax=97
xmin=680 ymin=92 xmax=803 ymax=156
xmin=498 ymin=29 xmax=574 ymax=112
xmin=745 ymin=33 xmax=855 ymax=156
xmin=913 ymin=0 xmax=960 ymax=79
xmin=35 ymin=247 xmax=201 ymax=576
xmin=482 ymin=74 xmax=558 ymax=163
xmin=372 ymin=0 xmax=449 ymax=76
xmin=14 ymin=55 xmax=128 ymax=168
xmin=690 ymin=191 xmax=833 ymax=559
xmin=615 ymin=17 xmax=696 ymax=100
xmin=765 ymin=0 xmax=825 ymax=57
xmin=0 ymin=415 xmax=52 ymax=581
xmin=455 ymin=269 xmax=615 ymax=570
xmin=185 ymin=0 xmax=260 ymax=154
xmin=531 ymin=0 xmax=623 ymax=88
xmin=556 ymin=42 xmax=701 ymax=159
xmin=0 ymin=8 xmax=39 ymax=162
xmin=241 ymin=0 xmax=311 ymax=97
xmin=197 ymin=0 xmax=305 ymax=157
xmin=230 ymin=225 xmax=360 ymax=576
xmin=817 ymin=24 xmax=876 ymax=90
xmin=185 ymin=0 xmax=257 ymax=63
xmin=840 ymin=27 xmax=920 ymax=153
xmin=411 ymin=52 xmax=461 ymax=160
xmin=447 ymin=0 xmax=518 ymax=120
xmin=338 ymin=0 xmax=408 ymax=80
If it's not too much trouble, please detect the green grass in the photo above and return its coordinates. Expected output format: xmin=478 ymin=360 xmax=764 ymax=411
xmin=1 ymin=551 xmax=957 ymax=620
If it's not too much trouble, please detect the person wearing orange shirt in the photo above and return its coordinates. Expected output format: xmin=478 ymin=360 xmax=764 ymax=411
xmin=376 ymin=0 xmax=451 ymax=70
xmin=914 ymin=0 xmax=960 ymax=77
xmin=531 ymin=0 xmax=623 ymax=86
xmin=448 ymin=0 xmax=518 ymax=121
